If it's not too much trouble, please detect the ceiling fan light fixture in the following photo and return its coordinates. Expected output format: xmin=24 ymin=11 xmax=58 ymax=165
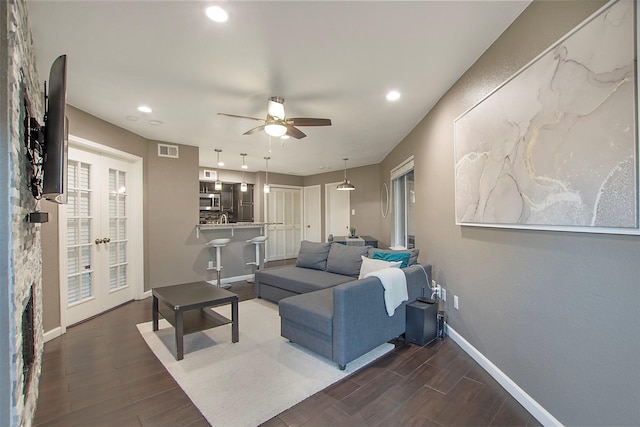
xmin=336 ymin=158 xmax=355 ymax=191
xmin=265 ymin=122 xmax=287 ymax=137
xmin=267 ymin=97 xmax=285 ymax=119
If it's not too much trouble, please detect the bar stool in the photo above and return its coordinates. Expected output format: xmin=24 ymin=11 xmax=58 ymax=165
xmin=206 ymin=238 xmax=231 ymax=288
xmin=246 ymin=235 xmax=268 ymax=278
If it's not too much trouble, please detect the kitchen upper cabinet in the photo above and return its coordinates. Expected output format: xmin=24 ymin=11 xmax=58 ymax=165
xmin=220 ymin=185 xmax=233 ymax=212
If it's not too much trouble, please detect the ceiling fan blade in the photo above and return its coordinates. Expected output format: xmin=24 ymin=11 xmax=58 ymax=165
xmin=218 ymin=113 xmax=264 ymax=122
xmin=243 ymin=124 xmax=266 ymax=135
xmin=288 ymin=118 xmax=332 ymax=127
xmin=284 ymin=124 xmax=306 ymax=139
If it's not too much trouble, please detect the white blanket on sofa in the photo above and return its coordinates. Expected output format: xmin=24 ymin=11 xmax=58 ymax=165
xmin=365 ymin=268 xmax=408 ymax=316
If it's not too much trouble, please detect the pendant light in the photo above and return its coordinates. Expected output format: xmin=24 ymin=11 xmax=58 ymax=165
xmin=263 ymin=156 xmax=271 ymax=194
xmin=336 ymin=158 xmax=355 ymax=191
xmin=240 ymin=153 xmax=248 ymax=192
xmin=214 ymin=149 xmax=223 ymax=191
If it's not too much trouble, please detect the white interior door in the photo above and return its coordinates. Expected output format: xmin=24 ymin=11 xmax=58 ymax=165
xmin=325 ymin=182 xmax=350 ymax=238
xmin=303 ymin=185 xmax=321 ymax=242
xmin=265 ymin=187 xmax=302 ymax=261
xmin=62 ymin=146 xmax=139 ymax=325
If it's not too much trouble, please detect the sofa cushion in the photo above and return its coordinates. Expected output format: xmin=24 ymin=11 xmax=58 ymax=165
xmin=256 ymin=265 xmax=353 ymax=295
xmin=369 ymin=248 xmax=419 ymax=267
xmin=371 ymin=251 xmax=410 ymax=268
xmin=279 ymin=288 xmax=334 ymax=336
xmin=326 ymin=243 xmax=371 ymax=277
xmin=296 ymin=240 xmax=332 ymax=271
xmin=358 ymin=256 xmax=402 ymax=279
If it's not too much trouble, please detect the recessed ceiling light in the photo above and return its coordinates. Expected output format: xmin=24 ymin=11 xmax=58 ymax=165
xmin=386 ymin=90 xmax=401 ymax=101
xmin=126 ymin=115 xmax=139 ymax=121
xmin=206 ymin=6 xmax=228 ymax=23
xmin=137 ymin=105 xmax=152 ymax=113
xmin=148 ymin=120 xmax=163 ymax=126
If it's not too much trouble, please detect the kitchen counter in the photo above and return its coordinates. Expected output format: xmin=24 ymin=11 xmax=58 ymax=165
xmin=196 ymin=222 xmax=277 ymax=237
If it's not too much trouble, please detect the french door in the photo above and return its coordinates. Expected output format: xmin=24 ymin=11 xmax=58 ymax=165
xmin=265 ymin=187 xmax=302 ymax=261
xmin=62 ymin=146 xmax=136 ymax=325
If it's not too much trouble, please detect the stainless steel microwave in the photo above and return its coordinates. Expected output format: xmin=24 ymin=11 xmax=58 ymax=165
xmin=199 ymin=193 xmax=220 ymax=211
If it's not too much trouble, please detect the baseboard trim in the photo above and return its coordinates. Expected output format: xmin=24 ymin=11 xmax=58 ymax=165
xmin=43 ymin=326 xmax=63 ymax=343
xmin=207 ymin=274 xmax=254 ymax=286
xmin=446 ymin=325 xmax=562 ymax=427
xmin=137 ymin=290 xmax=152 ymax=300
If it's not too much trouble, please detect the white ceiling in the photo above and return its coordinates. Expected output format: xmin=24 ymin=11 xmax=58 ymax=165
xmin=26 ymin=1 xmax=530 ymax=176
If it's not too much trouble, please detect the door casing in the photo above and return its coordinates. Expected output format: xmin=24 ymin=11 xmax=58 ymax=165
xmin=57 ymin=135 xmax=144 ymax=331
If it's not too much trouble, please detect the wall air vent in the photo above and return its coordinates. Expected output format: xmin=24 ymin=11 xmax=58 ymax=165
xmin=203 ymin=169 xmax=217 ymax=180
xmin=158 ymin=143 xmax=179 ymax=158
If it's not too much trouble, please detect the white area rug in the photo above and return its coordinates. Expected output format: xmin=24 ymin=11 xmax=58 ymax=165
xmin=137 ymin=299 xmax=394 ymax=427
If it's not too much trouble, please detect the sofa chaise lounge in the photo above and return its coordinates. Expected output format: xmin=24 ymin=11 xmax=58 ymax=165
xmin=255 ymin=241 xmax=432 ymax=369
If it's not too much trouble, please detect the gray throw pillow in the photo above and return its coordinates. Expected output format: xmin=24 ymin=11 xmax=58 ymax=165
xmin=368 ymin=247 xmax=420 ymax=266
xmin=326 ymin=243 xmax=371 ymax=277
xmin=296 ymin=241 xmax=332 ymax=270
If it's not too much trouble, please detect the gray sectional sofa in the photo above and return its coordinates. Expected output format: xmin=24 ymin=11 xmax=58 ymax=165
xmin=255 ymin=241 xmax=432 ymax=369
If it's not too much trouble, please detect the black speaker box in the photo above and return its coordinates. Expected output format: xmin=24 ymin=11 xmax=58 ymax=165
xmin=405 ymin=300 xmax=438 ymax=346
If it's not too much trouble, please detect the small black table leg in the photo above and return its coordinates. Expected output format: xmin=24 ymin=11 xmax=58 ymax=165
xmin=231 ymin=298 xmax=239 ymax=343
xmin=175 ymin=310 xmax=184 ymax=360
xmin=152 ymin=296 xmax=159 ymax=331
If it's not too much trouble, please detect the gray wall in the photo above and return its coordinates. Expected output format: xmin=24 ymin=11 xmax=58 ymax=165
xmin=381 ymin=1 xmax=639 ymax=425
xmin=146 ymin=139 xmax=202 ymax=287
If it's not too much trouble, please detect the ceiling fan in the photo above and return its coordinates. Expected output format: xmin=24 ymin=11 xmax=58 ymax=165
xmin=218 ymin=96 xmax=331 ymax=139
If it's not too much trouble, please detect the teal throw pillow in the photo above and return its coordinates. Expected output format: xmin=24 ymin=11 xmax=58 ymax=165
xmin=372 ymin=251 xmax=410 ymax=268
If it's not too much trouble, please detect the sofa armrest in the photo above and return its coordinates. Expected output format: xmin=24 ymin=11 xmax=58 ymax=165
xmin=404 ymin=263 xmax=432 ymax=301
xmin=331 ymin=263 xmax=433 ymax=367
xmin=332 ymin=277 xmax=405 ymax=367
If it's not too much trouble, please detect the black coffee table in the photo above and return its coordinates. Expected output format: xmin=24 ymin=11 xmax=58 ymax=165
xmin=152 ymin=281 xmax=239 ymax=360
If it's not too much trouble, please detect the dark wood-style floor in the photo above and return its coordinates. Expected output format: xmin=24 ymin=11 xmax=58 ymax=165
xmin=34 ymin=279 xmax=540 ymax=426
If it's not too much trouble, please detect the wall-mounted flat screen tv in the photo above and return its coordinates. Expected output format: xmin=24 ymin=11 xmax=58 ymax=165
xmin=42 ymin=54 xmax=68 ymax=204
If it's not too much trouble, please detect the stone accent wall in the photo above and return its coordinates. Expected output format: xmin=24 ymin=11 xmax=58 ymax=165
xmin=7 ymin=0 xmax=45 ymax=425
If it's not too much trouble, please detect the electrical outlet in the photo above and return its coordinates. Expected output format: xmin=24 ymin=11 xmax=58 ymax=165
xmin=454 ymin=295 xmax=459 ymax=310
xmin=442 ymin=288 xmax=447 ymax=302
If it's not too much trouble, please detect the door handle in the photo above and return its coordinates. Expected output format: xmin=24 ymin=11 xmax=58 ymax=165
xmin=103 ymin=237 xmax=111 ymax=243
xmin=95 ymin=238 xmax=104 ymax=244
xmin=307 ymin=225 xmax=311 ymax=228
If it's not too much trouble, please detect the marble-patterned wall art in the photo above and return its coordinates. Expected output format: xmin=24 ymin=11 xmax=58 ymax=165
xmin=454 ymin=0 xmax=637 ymax=233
